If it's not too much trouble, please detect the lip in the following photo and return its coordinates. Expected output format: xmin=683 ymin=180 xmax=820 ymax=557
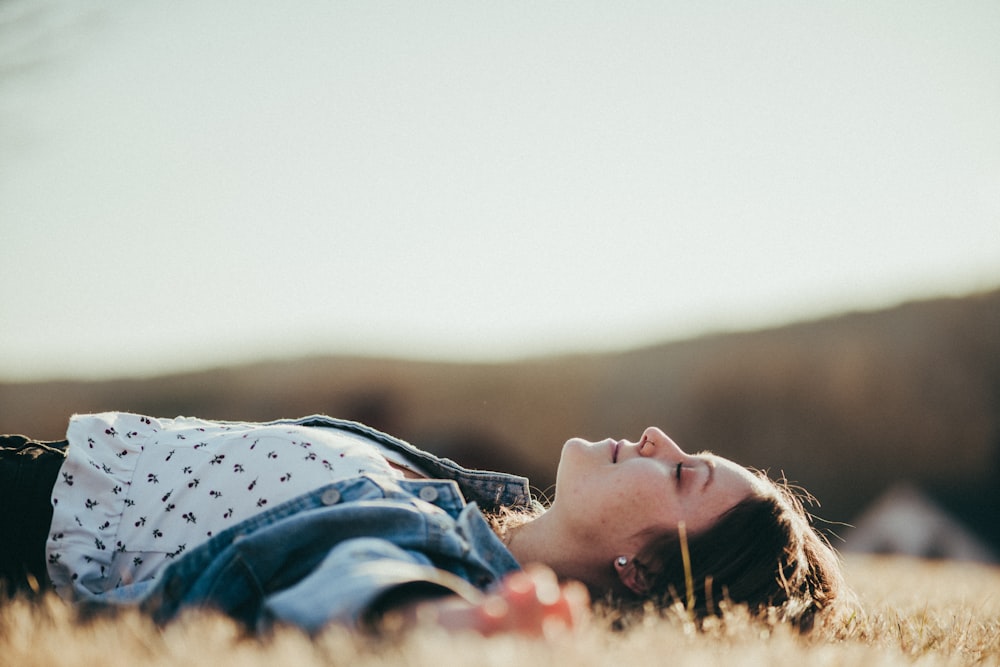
xmin=612 ymin=440 xmax=621 ymax=463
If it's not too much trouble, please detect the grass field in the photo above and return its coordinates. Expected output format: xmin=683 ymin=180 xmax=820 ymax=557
xmin=1 ymin=555 xmax=997 ymax=667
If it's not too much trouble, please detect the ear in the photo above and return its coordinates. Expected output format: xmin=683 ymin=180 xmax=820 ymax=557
xmin=614 ymin=556 xmax=651 ymax=596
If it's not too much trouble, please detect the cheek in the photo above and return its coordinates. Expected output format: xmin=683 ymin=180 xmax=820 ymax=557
xmin=603 ymin=473 xmax=671 ymax=523
xmin=634 ymin=474 xmax=684 ymax=526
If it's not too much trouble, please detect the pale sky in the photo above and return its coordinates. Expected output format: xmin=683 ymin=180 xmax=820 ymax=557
xmin=2 ymin=1 xmax=999 ymax=380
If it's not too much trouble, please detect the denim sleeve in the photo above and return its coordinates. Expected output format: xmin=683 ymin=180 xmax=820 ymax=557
xmin=259 ymin=537 xmax=487 ymax=634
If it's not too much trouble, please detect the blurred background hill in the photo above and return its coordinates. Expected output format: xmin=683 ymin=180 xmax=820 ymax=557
xmin=3 ymin=287 xmax=998 ymax=556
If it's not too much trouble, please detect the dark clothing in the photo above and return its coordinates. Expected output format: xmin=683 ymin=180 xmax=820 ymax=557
xmin=0 ymin=435 xmax=67 ymax=596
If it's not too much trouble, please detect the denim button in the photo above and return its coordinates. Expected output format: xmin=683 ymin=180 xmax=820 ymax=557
xmin=321 ymin=488 xmax=341 ymax=505
xmin=418 ymin=486 xmax=439 ymax=502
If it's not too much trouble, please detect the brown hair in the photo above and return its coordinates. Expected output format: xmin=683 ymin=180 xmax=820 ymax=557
xmin=631 ymin=472 xmax=847 ymax=631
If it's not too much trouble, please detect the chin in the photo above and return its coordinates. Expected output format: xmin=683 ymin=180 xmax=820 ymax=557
xmin=555 ymin=437 xmax=595 ymax=482
xmin=553 ymin=440 xmax=582 ymax=488
xmin=563 ymin=436 xmax=597 ymax=450
xmin=559 ymin=437 xmax=591 ymax=468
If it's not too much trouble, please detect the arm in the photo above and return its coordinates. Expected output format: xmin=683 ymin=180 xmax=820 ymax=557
xmin=384 ymin=565 xmax=590 ymax=637
xmin=261 ymin=538 xmax=588 ymax=636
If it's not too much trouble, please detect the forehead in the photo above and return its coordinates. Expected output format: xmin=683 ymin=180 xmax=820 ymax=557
xmin=706 ymin=453 xmax=767 ymax=498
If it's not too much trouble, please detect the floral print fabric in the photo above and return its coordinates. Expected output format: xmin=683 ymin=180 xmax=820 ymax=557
xmin=46 ymin=412 xmax=401 ymax=600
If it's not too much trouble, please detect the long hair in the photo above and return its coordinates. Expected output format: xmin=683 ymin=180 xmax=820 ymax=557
xmin=632 ymin=473 xmax=847 ymax=631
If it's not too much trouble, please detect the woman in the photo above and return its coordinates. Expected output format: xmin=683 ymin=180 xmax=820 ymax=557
xmin=0 ymin=412 xmax=846 ymax=635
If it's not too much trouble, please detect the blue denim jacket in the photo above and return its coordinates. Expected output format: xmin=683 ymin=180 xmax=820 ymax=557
xmin=106 ymin=416 xmax=532 ymax=633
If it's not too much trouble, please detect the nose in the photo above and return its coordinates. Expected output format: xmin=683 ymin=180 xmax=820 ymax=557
xmin=638 ymin=427 xmax=686 ymax=459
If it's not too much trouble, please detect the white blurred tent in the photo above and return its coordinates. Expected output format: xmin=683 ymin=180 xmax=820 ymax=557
xmin=845 ymin=483 xmax=998 ymax=563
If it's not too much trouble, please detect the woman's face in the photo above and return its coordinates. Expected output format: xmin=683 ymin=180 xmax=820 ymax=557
xmin=550 ymin=427 xmax=761 ymax=555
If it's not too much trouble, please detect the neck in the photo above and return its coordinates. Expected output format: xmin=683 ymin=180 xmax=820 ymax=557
xmin=504 ymin=512 xmax=608 ymax=590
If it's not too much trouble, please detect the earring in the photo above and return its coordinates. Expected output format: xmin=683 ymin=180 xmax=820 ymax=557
xmin=616 ymin=556 xmax=628 ymax=567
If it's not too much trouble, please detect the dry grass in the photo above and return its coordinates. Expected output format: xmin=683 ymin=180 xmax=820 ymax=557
xmin=1 ymin=555 xmax=998 ymax=667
